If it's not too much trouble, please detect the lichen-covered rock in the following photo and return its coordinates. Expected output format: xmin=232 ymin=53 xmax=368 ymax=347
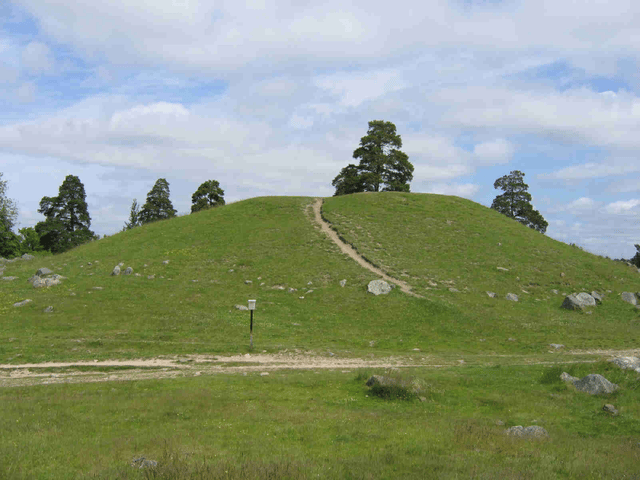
xmin=368 ymin=279 xmax=393 ymax=295
xmin=111 ymin=265 xmax=121 ymax=276
xmin=2 ymin=276 xmax=18 ymax=281
xmin=21 ymin=254 xmax=35 ymax=261
xmin=36 ymin=267 xmax=53 ymax=276
xmin=44 ymin=306 xmax=54 ymax=313
xmin=591 ymin=291 xmax=603 ymax=304
xmin=339 ymin=279 xmax=347 ymax=287
xmin=486 ymin=291 xmax=496 ymax=298
xmin=573 ymin=374 xmax=618 ymax=395
xmin=124 ymin=267 xmax=133 ymax=275
xmin=560 ymin=372 xmax=579 ymax=383
xmin=621 ymin=292 xmax=637 ymax=305
xmin=505 ymin=293 xmax=519 ymax=302
xmin=603 ymin=404 xmax=618 ymax=415
xmin=611 ymin=356 xmax=640 ymax=373
xmin=562 ymin=292 xmax=596 ymax=310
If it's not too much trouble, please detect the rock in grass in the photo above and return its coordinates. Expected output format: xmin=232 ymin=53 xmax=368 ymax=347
xmin=561 ymin=292 xmax=596 ymax=310
xmin=603 ymin=404 xmax=618 ymax=415
xmin=505 ymin=426 xmax=548 ymax=438
xmin=2 ymin=276 xmax=18 ymax=281
xmin=36 ymin=267 xmax=53 ymax=276
xmin=573 ymin=374 xmax=618 ymax=395
xmin=367 ymin=279 xmax=392 ymax=296
xmin=124 ymin=267 xmax=133 ymax=275
xmin=505 ymin=293 xmax=519 ymax=302
xmin=13 ymin=299 xmax=32 ymax=307
xmin=560 ymin=372 xmax=579 ymax=383
xmin=339 ymin=279 xmax=347 ymax=287
xmin=486 ymin=291 xmax=496 ymax=298
xmin=591 ymin=291 xmax=603 ymax=304
xmin=549 ymin=343 xmax=564 ymax=350
xmin=235 ymin=304 xmax=249 ymax=311
xmin=21 ymin=254 xmax=34 ymax=261
xmin=44 ymin=306 xmax=54 ymax=313
xmin=610 ymin=357 xmax=640 ymax=373
xmin=131 ymin=457 xmax=157 ymax=469
xmin=621 ymin=292 xmax=638 ymax=306
xmin=111 ymin=265 xmax=121 ymax=276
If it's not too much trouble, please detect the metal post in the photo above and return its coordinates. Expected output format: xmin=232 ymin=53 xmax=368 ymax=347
xmin=250 ymin=309 xmax=254 ymax=350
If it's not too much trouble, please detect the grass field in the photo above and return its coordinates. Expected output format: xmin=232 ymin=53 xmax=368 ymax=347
xmin=1 ymin=192 xmax=639 ymax=478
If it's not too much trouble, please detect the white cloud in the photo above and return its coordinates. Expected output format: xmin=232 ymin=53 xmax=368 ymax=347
xmin=472 ymin=139 xmax=514 ymax=165
xmin=541 ymin=161 xmax=640 ymax=180
xmin=566 ymin=197 xmax=597 ymax=212
xmin=423 ymin=182 xmax=479 ymax=199
xmin=604 ymin=199 xmax=640 ymax=215
xmin=21 ymin=41 xmax=55 ymax=75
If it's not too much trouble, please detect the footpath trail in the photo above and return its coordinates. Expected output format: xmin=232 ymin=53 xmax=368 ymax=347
xmin=311 ymin=198 xmax=423 ymax=298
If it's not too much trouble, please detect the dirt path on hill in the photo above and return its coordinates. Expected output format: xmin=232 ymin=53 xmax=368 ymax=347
xmin=311 ymin=198 xmax=422 ymax=298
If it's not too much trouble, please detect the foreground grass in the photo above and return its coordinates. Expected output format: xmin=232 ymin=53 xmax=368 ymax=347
xmin=1 ymin=362 xmax=639 ymax=479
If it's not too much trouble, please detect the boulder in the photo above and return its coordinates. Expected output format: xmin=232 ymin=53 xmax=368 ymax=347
xmin=603 ymin=404 xmax=618 ymax=416
xmin=21 ymin=254 xmax=34 ymax=260
xmin=368 ymin=279 xmax=393 ymax=296
xmin=13 ymin=299 xmax=32 ymax=307
xmin=27 ymin=275 xmax=40 ymax=284
xmin=111 ymin=265 xmax=121 ymax=276
xmin=44 ymin=277 xmax=61 ymax=287
xmin=505 ymin=293 xmax=519 ymax=302
xmin=621 ymin=292 xmax=637 ymax=305
xmin=124 ymin=267 xmax=133 ymax=275
xmin=36 ymin=267 xmax=53 ymax=276
xmin=573 ymin=374 xmax=618 ymax=395
xmin=591 ymin=291 xmax=603 ymax=305
xmin=610 ymin=356 xmax=640 ymax=373
xmin=561 ymin=292 xmax=596 ymax=310
xmin=560 ymin=372 xmax=579 ymax=383
xmin=504 ymin=426 xmax=548 ymax=438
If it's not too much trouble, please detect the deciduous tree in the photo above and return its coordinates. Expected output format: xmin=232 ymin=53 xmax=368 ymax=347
xmin=191 ymin=180 xmax=225 ymax=213
xmin=491 ymin=170 xmax=548 ymax=234
xmin=0 ymin=172 xmax=20 ymax=257
xmin=332 ymin=120 xmax=414 ymax=196
xmin=35 ymin=175 xmax=95 ymax=253
xmin=124 ymin=199 xmax=141 ymax=230
xmin=139 ymin=179 xmax=176 ymax=224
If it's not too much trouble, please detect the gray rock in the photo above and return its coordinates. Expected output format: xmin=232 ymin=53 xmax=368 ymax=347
xmin=505 ymin=426 xmax=548 ymax=438
xmin=245 ymin=280 xmax=252 ymax=284
xmin=449 ymin=287 xmax=460 ymax=293
xmin=288 ymin=287 xmax=297 ymax=293
xmin=111 ymin=265 xmax=121 ymax=276
xmin=573 ymin=374 xmax=618 ymax=395
xmin=44 ymin=306 xmax=54 ymax=313
xmin=603 ymin=404 xmax=618 ymax=415
xmin=497 ymin=267 xmax=509 ymax=272
xmin=610 ymin=356 xmax=640 ymax=373
xmin=21 ymin=254 xmax=34 ymax=261
xmin=551 ymin=289 xmax=559 ymax=295
xmin=93 ymin=287 xmax=104 ymax=290
xmin=486 ymin=291 xmax=496 ymax=298
xmin=44 ymin=277 xmax=61 ymax=287
xmin=505 ymin=293 xmax=519 ymax=302
xmin=621 ymin=292 xmax=637 ymax=305
xmin=560 ymin=372 xmax=579 ymax=383
xmin=13 ymin=299 xmax=32 ymax=307
xmin=36 ymin=267 xmax=53 ymax=276
xmin=124 ymin=267 xmax=133 ymax=275
xmin=147 ymin=275 xmax=155 ymax=279
xmin=235 ymin=304 xmax=249 ymax=311
xmin=2 ymin=276 xmax=18 ymax=281
xmin=549 ymin=343 xmax=564 ymax=350
xmin=28 ymin=275 xmax=40 ymax=284
xmin=591 ymin=291 xmax=603 ymax=304
xmin=339 ymin=279 xmax=347 ymax=287
xmin=131 ymin=457 xmax=158 ymax=469
xmin=561 ymin=292 xmax=596 ymax=310
xmin=118 ymin=262 xmax=124 ymax=267
xmin=162 ymin=260 xmax=170 ymax=265
xmin=368 ymin=279 xmax=393 ymax=296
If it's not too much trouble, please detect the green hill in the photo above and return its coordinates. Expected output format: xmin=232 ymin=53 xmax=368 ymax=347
xmin=1 ymin=193 xmax=639 ymax=364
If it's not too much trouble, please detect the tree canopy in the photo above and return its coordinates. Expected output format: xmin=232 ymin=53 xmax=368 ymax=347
xmin=0 ymin=172 xmax=20 ymax=257
xmin=36 ymin=175 xmax=95 ymax=253
xmin=491 ymin=170 xmax=548 ymax=234
xmin=191 ymin=180 xmax=225 ymax=213
xmin=139 ymin=179 xmax=177 ymax=224
xmin=332 ymin=120 xmax=414 ymax=196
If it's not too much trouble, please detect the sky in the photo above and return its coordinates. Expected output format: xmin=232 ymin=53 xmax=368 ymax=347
xmin=1 ymin=0 xmax=639 ymax=259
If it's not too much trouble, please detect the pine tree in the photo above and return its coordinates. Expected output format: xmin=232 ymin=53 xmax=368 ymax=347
xmin=191 ymin=180 xmax=225 ymax=213
xmin=139 ymin=179 xmax=177 ymax=224
xmin=124 ymin=199 xmax=141 ymax=230
xmin=332 ymin=120 xmax=414 ymax=196
xmin=491 ymin=170 xmax=548 ymax=234
xmin=36 ymin=175 xmax=95 ymax=253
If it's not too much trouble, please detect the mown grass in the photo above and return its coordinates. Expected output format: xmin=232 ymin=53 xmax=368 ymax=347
xmin=1 ymin=363 xmax=639 ymax=479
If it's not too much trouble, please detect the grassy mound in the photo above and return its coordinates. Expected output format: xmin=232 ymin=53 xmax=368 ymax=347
xmin=1 ymin=193 xmax=639 ymax=364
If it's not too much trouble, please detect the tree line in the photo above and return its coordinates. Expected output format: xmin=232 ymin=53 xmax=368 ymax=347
xmin=3 ymin=119 xmax=587 ymax=259
xmin=0 ymin=173 xmax=225 ymax=257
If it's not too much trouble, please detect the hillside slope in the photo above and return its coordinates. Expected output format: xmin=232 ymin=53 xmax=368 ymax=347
xmin=1 ymin=193 xmax=639 ymax=364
